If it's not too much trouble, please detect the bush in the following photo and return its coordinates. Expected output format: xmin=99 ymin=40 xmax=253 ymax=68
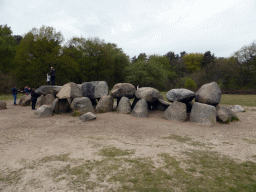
xmin=184 ymin=77 xmax=196 ymax=89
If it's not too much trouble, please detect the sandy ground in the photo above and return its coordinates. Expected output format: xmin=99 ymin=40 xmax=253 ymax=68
xmin=1 ymin=101 xmax=256 ymax=191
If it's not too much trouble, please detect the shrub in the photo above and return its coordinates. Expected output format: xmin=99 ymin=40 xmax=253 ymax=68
xmin=184 ymin=77 xmax=196 ymax=89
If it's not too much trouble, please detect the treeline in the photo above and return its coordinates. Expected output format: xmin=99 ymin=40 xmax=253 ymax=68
xmin=0 ymin=24 xmax=256 ymax=94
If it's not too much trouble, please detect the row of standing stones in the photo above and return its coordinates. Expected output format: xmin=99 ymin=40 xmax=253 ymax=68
xmin=12 ymin=81 xmax=245 ymax=126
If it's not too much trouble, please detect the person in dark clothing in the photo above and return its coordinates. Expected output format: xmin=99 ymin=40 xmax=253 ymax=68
xmin=31 ymin=88 xmax=41 ymax=110
xmin=11 ymin=85 xmax=18 ymax=105
xmin=49 ymin=67 xmax=56 ymax=85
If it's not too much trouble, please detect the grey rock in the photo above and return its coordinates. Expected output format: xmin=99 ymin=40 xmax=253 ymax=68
xmin=95 ymin=95 xmax=113 ymax=113
xmin=135 ymin=87 xmax=160 ymax=103
xmin=56 ymin=82 xmax=82 ymax=101
xmin=35 ymin=85 xmax=62 ymax=95
xmin=117 ymin=97 xmax=131 ymax=114
xmin=195 ymin=82 xmax=221 ymax=106
xmin=164 ymin=101 xmax=187 ymax=122
xmin=0 ymin=100 xmax=7 ymax=109
xmin=216 ymin=105 xmax=238 ymax=122
xmin=230 ymin=105 xmax=245 ymax=113
xmin=34 ymin=105 xmax=52 ymax=118
xmin=82 ymin=81 xmax=109 ymax=99
xmin=71 ymin=97 xmax=94 ymax=114
xmin=131 ymin=99 xmax=148 ymax=118
xmin=110 ymin=83 xmax=136 ymax=99
xmin=79 ymin=112 xmax=97 ymax=121
xmin=166 ymin=88 xmax=195 ymax=103
xmin=190 ymin=102 xmax=216 ymax=126
xmin=18 ymin=95 xmax=31 ymax=106
xmin=36 ymin=95 xmax=44 ymax=107
xmin=44 ymin=94 xmax=55 ymax=105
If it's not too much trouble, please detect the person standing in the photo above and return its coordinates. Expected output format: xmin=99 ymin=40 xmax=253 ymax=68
xmin=47 ymin=73 xmax=50 ymax=85
xmin=49 ymin=67 xmax=56 ymax=85
xmin=11 ymin=85 xmax=18 ymax=105
xmin=31 ymin=88 xmax=41 ymax=110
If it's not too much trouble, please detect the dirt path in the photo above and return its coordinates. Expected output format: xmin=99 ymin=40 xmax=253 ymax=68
xmin=1 ymin=101 xmax=256 ymax=191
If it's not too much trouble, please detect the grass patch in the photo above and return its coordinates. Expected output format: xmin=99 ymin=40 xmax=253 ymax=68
xmin=0 ymin=93 xmax=25 ymax=101
xmin=39 ymin=153 xmax=71 ymax=163
xmin=242 ymin=138 xmax=256 ymax=144
xmin=162 ymin=134 xmax=192 ymax=143
xmin=2 ymin=149 xmax=256 ymax=191
xmin=98 ymin=147 xmax=135 ymax=157
xmin=220 ymin=94 xmax=256 ymax=107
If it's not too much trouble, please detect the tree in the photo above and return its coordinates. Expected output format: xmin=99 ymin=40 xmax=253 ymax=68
xmin=202 ymin=51 xmax=215 ymax=68
xmin=125 ymin=56 xmax=175 ymax=90
xmin=65 ymin=37 xmax=115 ymax=86
xmin=13 ymin=26 xmax=79 ymax=88
xmin=0 ymin=25 xmax=16 ymax=73
xmin=232 ymin=41 xmax=256 ymax=87
xmin=183 ymin=53 xmax=204 ymax=73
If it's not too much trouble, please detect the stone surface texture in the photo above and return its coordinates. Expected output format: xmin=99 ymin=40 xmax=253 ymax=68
xmin=18 ymin=95 xmax=31 ymax=106
xmin=216 ymin=105 xmax=238 ymax=122
xmin=95 ymin=95 xmax=113 ymax=113
xmin=230 ymin=105 xmax=245 ymax=113
xmin=44 ymin=94 xmax=55 ymax=105
xmin=79 ymin=112 xmax=97 ymax=121
xmin=34 ymin=105 xmax=53 ymax=118
xmin=0 ymin=100 xmax=7 ymax=109
xmin=35 ymin=86 xmax=62 ymax=95
xmin=131 ymin=99 xmax=148 ymax=118
xmin=195 ymin=82 xmax=221 ymax=106
xmin=135 ymin=87 xmax=160 ymax=103
xmin=117 ymin=97 xmax=131 ymax=114
xmin=166 ymin=88 xmax=195 ymax=103
xmin=110 ymin=83 xmax=136 ymax=99
xmin=56 ymin=82 xmax=82 ymax=100
xmin=82 ymin=81 xmax=109 ymax=99
xmin=36 ymin=95 xmax=44 ymax=107
xmin=190 ymin=102 xmax=216 ymax=126
xmin=71 ymin=97 xmax=95 ymax=114
xmin=164 ymin=101 xmax=187 ymax=122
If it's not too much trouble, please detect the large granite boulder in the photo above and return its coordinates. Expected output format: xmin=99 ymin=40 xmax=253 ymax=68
xmin=79 ymin=112 xmax=97 ymax=122
xmin=0 ymin=100 xmax=7 ymax=109
xmin=216 ymin=105 xmax=238 ymax=122
xmin=56 ymin=82 xmax=82 ymax=103
xmin=95 ymin=95 xmax=113 ymax=113
xmin=52 ymin=98 xmax=70 ymax=113
xmin=190 ymin=102 xmax=216 ymax=126
xmin=34 ymin=105 xmax=52 ymax=118
xmin=18 ymin=95 xmax=31 ymax=106
xmin=44 ymin=94 xmax=55 ymax=105
xmin=164 ymin=101 xmax=187 ymax=122
xmin=110 ymin=83 xmax=136 ymax=99
xmin=117 ymin=97 xmax=131 ymax=114
xmin=131 ymin=99 xmax=148 ymax=118
xmin=35 ymin=85 xmax=62 ymax=95
xmin=82 ymin=81 xmax=109 ymax=99
xmin=166 ymin=88 xmax=195 ymax=103
xmin=195 ymin=82 xmax=221 ymax=106
xmin=36 ymin=95 xmax=44 ymax=107
xmin=71 ymin=97 xmax=94 ymax=114
xmin=230 ymin=105 xmax=245 ymax=113
xmin=135 ymin=87 xmax=160 ymax=103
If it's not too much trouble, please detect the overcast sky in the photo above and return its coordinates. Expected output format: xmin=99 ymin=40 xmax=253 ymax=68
xmin=1 ymin=0 xmax=256 ymax=58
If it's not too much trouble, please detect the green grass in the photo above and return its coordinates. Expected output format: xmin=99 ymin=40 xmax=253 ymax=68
xmin=0 ymin=93 xmax=25 ymax=101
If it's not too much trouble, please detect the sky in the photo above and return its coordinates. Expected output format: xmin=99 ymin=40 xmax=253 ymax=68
xmin=1 ymin=0 xmax=256 ymax=58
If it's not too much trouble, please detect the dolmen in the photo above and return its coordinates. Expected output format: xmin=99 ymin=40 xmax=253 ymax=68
xmin=25 ymin=81 xmax=239 ymax=126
